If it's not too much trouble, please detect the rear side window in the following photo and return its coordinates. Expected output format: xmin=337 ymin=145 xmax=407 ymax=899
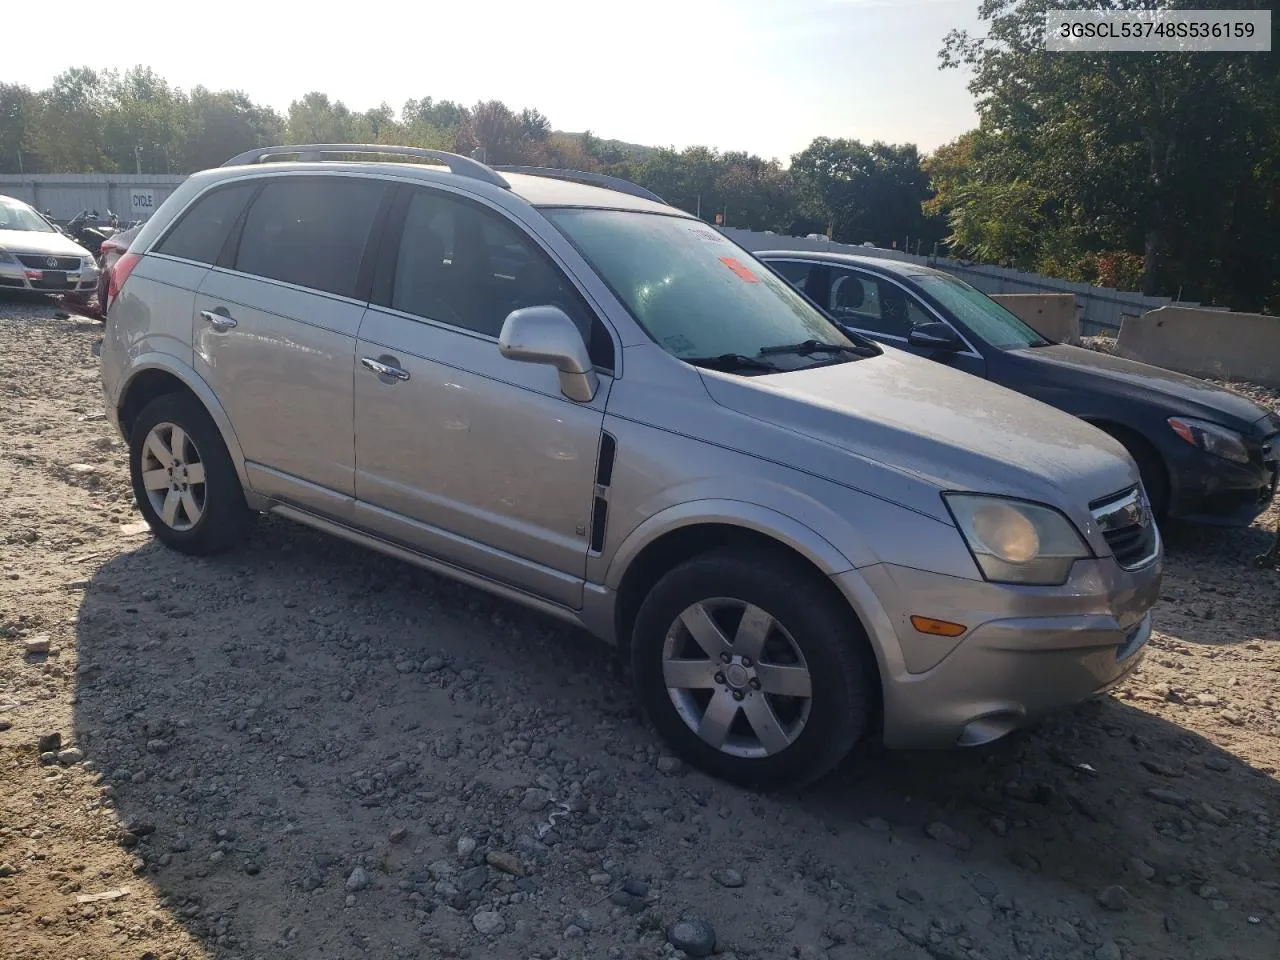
xmin=154 ymin=183 xmax=256 ymax=264
xmin=234 ymin=178 xmax=386 ymax=299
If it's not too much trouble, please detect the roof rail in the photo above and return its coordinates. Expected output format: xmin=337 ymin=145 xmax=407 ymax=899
xmin=492 ymin=165 xmax=664 ymax=204
xmin=221 ymin=144 xmax=511 ymax=189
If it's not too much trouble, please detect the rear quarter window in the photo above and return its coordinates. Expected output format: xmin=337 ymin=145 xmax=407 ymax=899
xmin=153 ymin=183 xmax=258 ymax=264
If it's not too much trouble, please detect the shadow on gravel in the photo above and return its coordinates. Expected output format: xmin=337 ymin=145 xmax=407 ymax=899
xmin=1161 ymin=518 xmax=1278 ymax=568
xmin=71 ymin=516 xmax=1279 ymax=958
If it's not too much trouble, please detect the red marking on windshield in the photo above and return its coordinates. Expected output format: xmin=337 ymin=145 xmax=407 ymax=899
xmin=719 ymin=257 xmax=761 ymax=283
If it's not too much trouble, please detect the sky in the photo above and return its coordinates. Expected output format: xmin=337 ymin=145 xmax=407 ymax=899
xmin=6 ymin=0 xmax=983 ymax=161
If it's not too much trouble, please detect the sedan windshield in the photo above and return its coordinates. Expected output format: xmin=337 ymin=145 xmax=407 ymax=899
xmin=913 ymin=274 xmax=1049 ymax=349
xmin=0 ymin=198 xmax=56 ymax=233
xmin=544 ymin=209 xmax=854 ymax=364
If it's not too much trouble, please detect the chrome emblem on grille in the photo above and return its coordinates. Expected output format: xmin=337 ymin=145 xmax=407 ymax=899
xmin=46 ymin=256 xmax=58 ymax=268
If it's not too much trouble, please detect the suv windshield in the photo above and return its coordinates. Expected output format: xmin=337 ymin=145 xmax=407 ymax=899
xmin=0 ymin=199 xmax=56 ymax=233
xmin=545 ymin=209 xmax=854 ymax=363
xmin=913 ymin=274 xmax=1049 ymax=349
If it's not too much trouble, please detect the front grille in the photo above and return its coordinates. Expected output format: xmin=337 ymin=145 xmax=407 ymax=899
xmin=16 ymin=254 xmax=82 ymax=270
xmin=1091 ymin=486 xmax=1158 ymax=570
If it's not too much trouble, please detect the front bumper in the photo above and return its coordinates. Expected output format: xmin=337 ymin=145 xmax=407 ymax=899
xmin=0 ymin=258 xmax=98 ymax=295
xmin=1166 ymin=436 xmax=1278 ymax=526
xmin=836 ymin=552 xmax=1162 ymax=750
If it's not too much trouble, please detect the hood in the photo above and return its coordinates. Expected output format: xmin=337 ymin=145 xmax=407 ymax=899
xmin=701 ymin=347 xmax=1139 ymax=516
xmin=0 ymin=228 xmax=93 ymax=259
xmin=1014 ymin=344 xmax=1272 ymax=434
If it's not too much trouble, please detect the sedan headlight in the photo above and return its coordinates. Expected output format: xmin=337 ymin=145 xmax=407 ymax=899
xmin=1168 ymin=417 xmax=1250 ymax=464
xmin=944 ymin=494 xmax=1091 ymax=586
xmin=0 ymin=248 xmax=16 ymax=264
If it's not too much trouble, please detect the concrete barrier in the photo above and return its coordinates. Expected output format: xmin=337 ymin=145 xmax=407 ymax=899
xmin=1116 ymin=306 xmax=1280 ymax=388
xmin=990 ymin=294 xmax=1079 ymax=344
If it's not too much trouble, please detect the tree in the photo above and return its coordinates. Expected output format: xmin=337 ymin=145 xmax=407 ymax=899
xmin=0 ymin=83 xmax=40 ymax=173
xmin=460 ymin=100 xmax=527 ymax=163
xmin=29 ymin=68 xmax=112 ymax=173
xmin=941 ymin=0 xmax=1280 ymax=308
xmin=520 ymin=108 xmax=550 ymax=142
xmin=790 ymin=137 xmax=933 ymax=245
xmin=185 ymin=88 xmax=283 ymax=170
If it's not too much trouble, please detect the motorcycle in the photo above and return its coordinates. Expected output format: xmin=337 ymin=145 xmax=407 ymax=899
xmin=63 ymin=209 xmax=119 ymax=258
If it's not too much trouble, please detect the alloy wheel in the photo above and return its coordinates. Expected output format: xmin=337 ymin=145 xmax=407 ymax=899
xmin=661 ymin=598 xmax=813 ymax=759
xmin=139 ymin=421 xmax=206 ymax=531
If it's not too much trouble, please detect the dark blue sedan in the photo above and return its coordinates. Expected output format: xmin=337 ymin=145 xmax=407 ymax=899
xmin=758 ymin=250 xmax=1279 ymax=527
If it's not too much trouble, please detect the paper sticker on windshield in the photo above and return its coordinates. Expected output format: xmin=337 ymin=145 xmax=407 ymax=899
xmin=719 ymin=257 xmax=761 ymax=283
xmin=688 ymin=227 xmax=724 ymax=243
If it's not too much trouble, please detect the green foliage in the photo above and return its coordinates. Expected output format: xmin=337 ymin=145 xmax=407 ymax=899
xmin=939 ymin=0 xmax=1280 ymax=310
xmin=0 ymin=67 xmax=941 ymax=246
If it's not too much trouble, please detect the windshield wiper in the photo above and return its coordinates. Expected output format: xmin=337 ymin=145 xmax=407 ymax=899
xmin=683 ymin=353 xmax=781 ymax=373
xmin=760 ymin=339 xmax=878 ymax=358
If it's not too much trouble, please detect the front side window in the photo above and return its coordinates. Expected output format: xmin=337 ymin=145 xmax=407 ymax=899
xmin=234 ymin=178 xmax=386 ymax=299
xmin=914 ymin=274 xmax=1047 ymax=349
xmin=389 ymin=190 xmax=613 ymax=369
xmin=0 ymin=198 xmax=55 ymax=233
xmin=545 ymin=210 xmax=851 ymax=361
xmin=155 ymin=183 xmax=257 ymax=265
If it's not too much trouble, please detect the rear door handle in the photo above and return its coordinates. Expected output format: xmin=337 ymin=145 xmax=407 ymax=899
xmin=200 ymin=308 xmax=237 ymax=330
xmin=361 ymin=356 xmax=411 ymax=381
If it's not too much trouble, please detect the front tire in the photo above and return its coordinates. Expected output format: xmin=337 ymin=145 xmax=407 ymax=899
xmin=631 ymin=548 xmax=873 ymax=789
xmin=128 ymin=393 xmax=255 ymax=554
xmin=1100 ymin=426 xmax=1169 ymax=521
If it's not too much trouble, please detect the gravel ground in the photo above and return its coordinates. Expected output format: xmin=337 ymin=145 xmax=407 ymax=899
xmin=2 ymin=294 xmax=1279 ymax=960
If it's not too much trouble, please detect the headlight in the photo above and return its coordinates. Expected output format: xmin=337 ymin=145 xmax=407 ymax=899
xmin=944 ymin=494 xmax=1091 ymax=586
xmin=0 ymin=248 xmax=15 ymax=264
xmin=1168 ymin=417 xmax=1250 ymax=464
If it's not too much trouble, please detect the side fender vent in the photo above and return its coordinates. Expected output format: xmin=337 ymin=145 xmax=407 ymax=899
xmin=596 ymin=431 xmax=617 ymax=487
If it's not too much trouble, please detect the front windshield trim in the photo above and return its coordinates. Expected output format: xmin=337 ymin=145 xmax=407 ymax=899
xmin=912 ymin=273 xmax=1050 ymax=350
xmin=543 ymin=207 xmax=859 ymax=372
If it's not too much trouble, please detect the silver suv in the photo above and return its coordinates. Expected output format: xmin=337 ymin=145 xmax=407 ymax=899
xmin=100 ymin=145 xmax=1162 ymax=787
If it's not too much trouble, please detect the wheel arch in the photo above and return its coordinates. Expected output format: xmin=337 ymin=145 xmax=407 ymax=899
xmin=1082 ymin=417 xmax=1170 ymax=514
xmin=607 ymin=501 xmax=860 ymax=652
xmin=117 ymin=355 xmax=252 ymax=492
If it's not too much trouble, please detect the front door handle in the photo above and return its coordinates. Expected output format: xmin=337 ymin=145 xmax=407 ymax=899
xmin=200 ymin=308 xmax=237 ymax=330
xmin=361 ymin=356 xmax=411 ymax=381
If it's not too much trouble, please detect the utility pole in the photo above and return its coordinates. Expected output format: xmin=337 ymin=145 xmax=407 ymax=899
xmin=16 ymin=147 xmax=22 ymax=175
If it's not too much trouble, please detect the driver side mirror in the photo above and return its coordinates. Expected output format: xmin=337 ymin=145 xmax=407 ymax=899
xmin=499 ymin=306 xmax=599 ymax=403
xmin=907 ymin=321 xmax=961 ymax=352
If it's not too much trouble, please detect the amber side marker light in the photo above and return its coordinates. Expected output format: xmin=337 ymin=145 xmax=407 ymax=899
xmin=910 ymin=615 xmax=967 ymax=638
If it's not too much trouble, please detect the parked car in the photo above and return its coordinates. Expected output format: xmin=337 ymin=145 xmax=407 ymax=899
xmin=759 ymin=251 xmax=1280 ymax=526
xmin=101 ymin=144 xmax=1162 ymax=787
xmin=96 ymin=222 xmax=143 ymax=312
xmin=0 ymin=194 xmax=99 ymax=299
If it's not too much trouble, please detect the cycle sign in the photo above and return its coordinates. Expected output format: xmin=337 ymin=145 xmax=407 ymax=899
xmin=129 ymin=190 xmax=157 ymax=220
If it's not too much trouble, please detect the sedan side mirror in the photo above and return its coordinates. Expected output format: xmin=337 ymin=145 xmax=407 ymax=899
xmin=499 ymin=305 xmax=599 ymax=402
xmin=907 ymin=321 xmax=961 ymax=352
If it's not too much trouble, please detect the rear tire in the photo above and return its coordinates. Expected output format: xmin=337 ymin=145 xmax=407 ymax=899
xmin=128 ymin=393 xmax=255 ymax=555
xmin=631 ymin=548 xmax=873 ymax=789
